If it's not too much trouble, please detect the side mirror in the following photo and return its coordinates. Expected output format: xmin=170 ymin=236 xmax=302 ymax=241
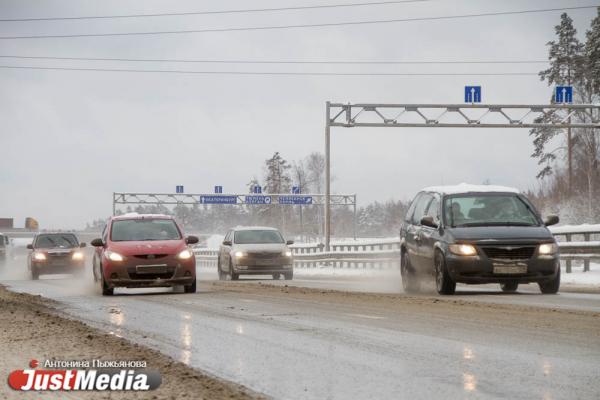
xmin=286 ymin=240 xmax=294 ymax=245
xmin=90 ymin=238 xmax=104 ymax=247
xmin=185 ymin=235 xmax=199 ymax=245
xmin=26 ymin=244 xmax=33 ymax=250
xmin=222 ymin=240 xmax=232 ymax=246
xmin=544 ymin=215 xmax=559 ymax=227
xmin=420 ymin=215 xmax=438 ymax=228
xmin=80 ymin=242 xmax=87 ymax=248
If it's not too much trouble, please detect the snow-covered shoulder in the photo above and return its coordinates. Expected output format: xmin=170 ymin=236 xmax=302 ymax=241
xmin=422 ymin=182 xmax=520 ymax=195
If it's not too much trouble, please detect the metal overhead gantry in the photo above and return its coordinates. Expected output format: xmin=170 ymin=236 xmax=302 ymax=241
xmin=324 ymin=102 xmax=600 ymax=250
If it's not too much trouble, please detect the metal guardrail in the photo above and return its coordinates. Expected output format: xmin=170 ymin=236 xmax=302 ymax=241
xmin=193 ymin=226 xmax=600 ymax=273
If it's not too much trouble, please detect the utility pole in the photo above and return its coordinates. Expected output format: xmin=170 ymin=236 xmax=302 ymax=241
xmin=325 ymin=101 xmax=331 ymax=251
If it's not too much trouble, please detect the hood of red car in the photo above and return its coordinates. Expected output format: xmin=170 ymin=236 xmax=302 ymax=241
xmin=108 ymin=240 xmax=186 ymax=256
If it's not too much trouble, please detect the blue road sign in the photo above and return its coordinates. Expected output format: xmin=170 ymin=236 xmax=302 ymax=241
xmin=214 ymin=185 xmax=223 ymax=194
xmin=253 ymin=186 xmax=262 ymax=194
xmin=464 ymin=86 xmax=482 ymax=103
xmin=279 ymin=195 xmax=313 ymax=205
xmin=176 ymin=185 xmax=184 ymax=193
xmin=245 ymin=195 xmax=272 ymax=204
xmin=292 ymin=186 xmax=300 ymax=194
xmin=200 ymin=195 xmax=237 ymax=204
xmin=555 ymin=86 xmax=573 ymax=103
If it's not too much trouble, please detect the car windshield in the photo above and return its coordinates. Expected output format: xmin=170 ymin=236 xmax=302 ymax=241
xmin=234 ymin=230 xmax=284 ymax=244
xmin=35 ymin=234 xmax=78 ymax=248
xmin=444 ymin=194 xmax=539 ymax=227
xmin=111 ymin=219 xmax=182 ymax=241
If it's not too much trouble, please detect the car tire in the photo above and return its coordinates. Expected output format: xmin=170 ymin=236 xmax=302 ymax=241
xmin=184 ymin=279 xmax=197 ymax=293
xmin=434 ymin=251 xmax=456 ymax=295
xmin=538 ymin=267 xmax=560 ymax=294
xmin=31 ymin=267 xmax=39 ymax=280
xmin=284 ymin=271 xmax=293 ymax=280
xmin=272 ymin=273 xmax=281 ymax=280
xmin=400 ymin=250 xmax=420 ymax=294
xmin=229 ymin=262 xmax=239 ymax=281
xmin=100 ymin=266 xmax=114 ymax=296
xmin=500 ymin=281 xmax=519 ymax=293
xmin=217 ymin=258 xmax=226 ymax=281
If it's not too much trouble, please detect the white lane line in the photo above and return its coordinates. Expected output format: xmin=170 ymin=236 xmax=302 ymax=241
xmin=345 ymin=313 xmax=386 ymax=320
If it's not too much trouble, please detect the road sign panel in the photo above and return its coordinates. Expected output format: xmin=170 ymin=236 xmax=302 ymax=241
xmin=253 ymin=186 xmax=262 ymax=194
xmin=175 ymin=185 xmax=184 ymax=193
xmin=292 ymin=186 xmax=300 ymax=194
xmin=199 ymin=195 xmax=237 ymax=204
xmin=464 ymin=86 xmax=481 ymax=103
xmin=279 ymin=195 xmax=313 ymax=205
xmin=555 ymin=86 xmax=573 ymax=103
xmin=214 ymin=185 xmax=223 ymax=194
xmin=245 ymin=195 xmax=272 ymax=204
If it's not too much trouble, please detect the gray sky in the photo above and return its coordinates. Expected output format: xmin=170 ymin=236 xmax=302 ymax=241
xmin=0 ymin=0 xmax=597 ymax=229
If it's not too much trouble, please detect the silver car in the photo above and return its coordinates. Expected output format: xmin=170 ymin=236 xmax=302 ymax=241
xmin=217 ymin=227 xmax=294 ymax=280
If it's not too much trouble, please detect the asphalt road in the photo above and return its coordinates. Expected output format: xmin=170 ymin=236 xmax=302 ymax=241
xmin=2 ymin=264 xmax=600 ymax=400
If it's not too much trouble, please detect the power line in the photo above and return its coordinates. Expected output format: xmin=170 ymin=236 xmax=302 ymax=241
xmin=0 ymin=55 xmax=548 ymax=64
xmin=0 ymin=0 xmax=431 ymax=22
xmin=0 ymin=65 xmax=540 ymax=76
xmin=0 ymin=5 xmax=596 ymax=39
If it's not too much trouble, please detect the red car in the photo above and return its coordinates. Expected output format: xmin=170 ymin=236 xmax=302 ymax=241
xmin=91 ymin=214 xmax=198 ymax=296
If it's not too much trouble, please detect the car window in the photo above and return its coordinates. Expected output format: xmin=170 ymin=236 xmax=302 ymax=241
xmin=35 ymin=234 xmax=79 ymax=248
xmin=425 ymin=196 xmax=440 ymax=222
xmin=405 ymin=193 xmax=423 ymax=223
xmin=443 ymin=194 xmax=540 ymax=227
xmin=411 ymin=194 xmax=433 ymax=225
xmin=234 ymin=230 xmax=284 ymax=244
xmin=0 ymin=235 xmax=5 ymax=247
xmin=225 ymin=231 xmax=232 ymax=242
xmin=111 ymin=219 xmax=182 ymax=241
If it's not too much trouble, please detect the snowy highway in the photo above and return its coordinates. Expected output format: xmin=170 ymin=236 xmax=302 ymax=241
xmin=2 ymin=266 xmax=600 ymax=400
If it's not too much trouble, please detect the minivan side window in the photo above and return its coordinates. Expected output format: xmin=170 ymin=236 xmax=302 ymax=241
xmin=425 ymin=196 xmax=440 ymax=222
xmin=405 ymin=193 xmax=423 ymax=223
xmin=411 ymin=194 xmax=433 ymax=225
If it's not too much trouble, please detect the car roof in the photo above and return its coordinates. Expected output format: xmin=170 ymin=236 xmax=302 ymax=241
xmin=422 ymin=183 xmax=520 ymax=196
xmin=231 ymin=226 xmax=280 ymax=231
xmin=111 ymin=213 xmax=173 ymax=221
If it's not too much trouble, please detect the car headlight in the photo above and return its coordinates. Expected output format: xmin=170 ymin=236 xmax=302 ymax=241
xmin=283 ymin=250 xmax=292 ymax=257
xmin=177 ymin=249 xmax=193 ymax=260
xmin=105 ymin=250 xmax=124 ymax=262
xmin=33 ymin=252 xmax=46 ymax=261
xmin=448 ymin=244 xmax=477 ymax=256
xmin=234 ymin=251 xmax=246 ymax=258
xmin=539 ymin=243 xmax=558 ymax=255
xmin=72 ymin=252 xmax=84 ymax=260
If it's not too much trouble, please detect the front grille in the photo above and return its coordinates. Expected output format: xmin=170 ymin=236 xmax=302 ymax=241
xmin=481 ymin=246 xmax=535 ymax=260
xmin=133 ymin=254 xmax=168 ymax=260
xmin=247 ymin=252 xmax=281 ymax=259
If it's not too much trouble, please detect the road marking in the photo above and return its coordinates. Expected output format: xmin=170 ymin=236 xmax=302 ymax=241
xmin=345 ymin=313 xmax=386 ymax=320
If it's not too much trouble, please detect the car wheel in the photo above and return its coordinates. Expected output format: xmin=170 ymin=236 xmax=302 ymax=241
xmin=229 ymin=261 xmax=239 ymax=281
xmin=284 ymin=271 xmax=293 ymax=280
xmin=272 ymin=273 xmax=281 ymax=280
xmin=31 ymin=267 xmax=39 ymax=280
xmin=434 ymin=251 xmax=456 ymax=295
xmin=500 ymin=281 xmax=519 ymax=293
xmin=400 ymin=250 xmax=420 ymax=294
xmin=99 ymin=265 xmax=114 ymax=296
xmin=538 ymin=267 xmax=560 ymax=294
xmin=217 ymin=257 xmax=226 ymax=281
xmin=184 ymin=279 xmax=197 ymax=293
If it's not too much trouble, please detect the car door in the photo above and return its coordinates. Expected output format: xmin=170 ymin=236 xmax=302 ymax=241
xmin=418 ymin=194 xmax=441 ymax=272
xmin=404 ymin=193 xmax=431 ymax=271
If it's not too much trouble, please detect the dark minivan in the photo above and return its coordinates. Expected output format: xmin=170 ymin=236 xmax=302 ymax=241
xmin=400 ymin=184 xmax=560 ymax=295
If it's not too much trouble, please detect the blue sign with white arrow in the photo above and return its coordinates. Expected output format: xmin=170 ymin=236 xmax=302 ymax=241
xmin=464 ymin=86 xmax=482 ymax=103
xmin=252 ymin=186 xmax=262 ymax=194
xmin=175 ymin=185 xmax=184 ymax=193
xmin=200 ymin=195 xmax=237 ymax=204
xmin=292 ymin=186 xmax=300 ymax=194
xmin=245 ymin=195 xmax=272 ymax=204
xmin=555 ymin=86 xmax=573 ymax=103
xmin=214 ymin=185 xmax=223 ymax=194
xmin=279 ymin=195 xmax=313 ymax=205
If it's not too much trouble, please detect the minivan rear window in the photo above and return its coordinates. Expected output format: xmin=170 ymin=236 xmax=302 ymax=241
xmin=111 ymin=219 xmax=182 ymax=241
xmin=444 ymin=194 xmax=539 ymax=227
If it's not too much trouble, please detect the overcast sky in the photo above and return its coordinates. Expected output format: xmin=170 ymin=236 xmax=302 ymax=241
xmin=0 ymin=0 xmax=597 ymax=229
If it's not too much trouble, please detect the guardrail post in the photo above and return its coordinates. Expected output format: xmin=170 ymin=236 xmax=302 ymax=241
xmin=566 ymin=259 xmax=572 ymax=274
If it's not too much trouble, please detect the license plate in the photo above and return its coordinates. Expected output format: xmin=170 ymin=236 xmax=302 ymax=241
xmin=493 ymin=265 xmax=527 ymax=274
xmin=135 ymin=264 xmax=167 ymax=274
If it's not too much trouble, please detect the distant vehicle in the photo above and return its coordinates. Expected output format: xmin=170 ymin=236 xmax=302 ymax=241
xmin=0 ymin=233 xmax=11 ymax=261
xmin=218 ymin=226 xmax=294 ymax=281
xmin=400 ymin=184 xmax=561 ymax=295
xmin=27 ymin=233 xmax=86 ymax=280
xmin=91 ymin=214 xmax=199 ymax=296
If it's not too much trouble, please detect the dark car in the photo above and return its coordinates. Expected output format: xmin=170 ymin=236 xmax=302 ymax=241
xmin=218 ymin=227 xmax=294 ymax=280
xmin=91 ymin=214 xmax=199 ymax=295
xmin=400 ymin=184 xmax=560 ymax=295
xmin=27 ymin=233 xmax=86 ymax=279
